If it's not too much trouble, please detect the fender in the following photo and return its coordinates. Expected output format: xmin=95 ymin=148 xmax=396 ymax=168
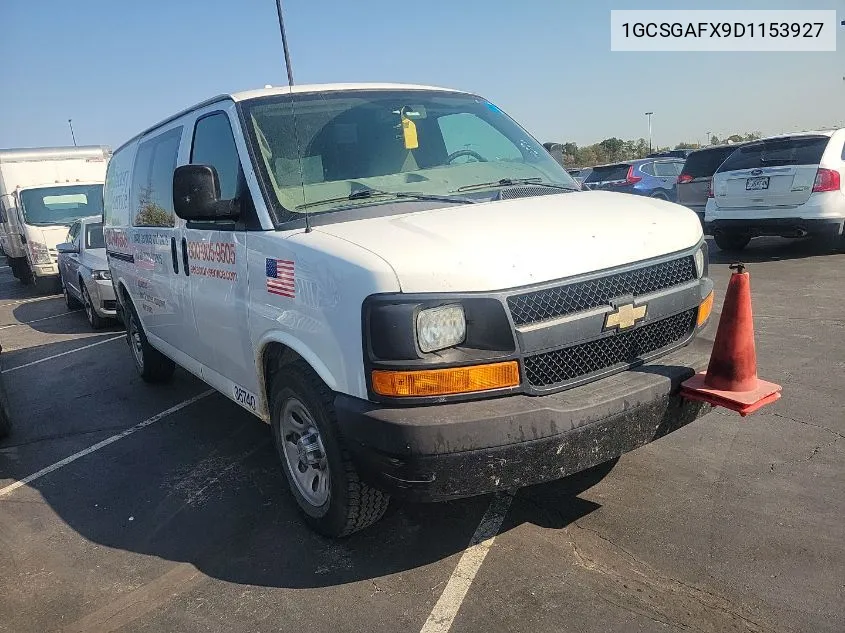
xmin=254 ymin=329 xmax=341 ymax=416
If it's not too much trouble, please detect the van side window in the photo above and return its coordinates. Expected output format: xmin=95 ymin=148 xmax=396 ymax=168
xmin=132 ymin=127 xmax=182 ymax=227
xmin=191 ymin=113 xmax=242 ymax=200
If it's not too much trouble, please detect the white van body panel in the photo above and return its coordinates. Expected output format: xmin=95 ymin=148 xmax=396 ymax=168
xmin=316 ymin=191 xmax=703 ymax=293
xmin=247 ymin=229 xmax=401 ymax=408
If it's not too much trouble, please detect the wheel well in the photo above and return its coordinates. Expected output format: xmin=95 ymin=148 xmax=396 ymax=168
xmin=261 ymin=342 xmax=304 ymax=411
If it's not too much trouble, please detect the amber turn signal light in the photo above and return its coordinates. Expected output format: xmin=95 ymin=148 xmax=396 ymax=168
xmin=697 ymin=291 xmax=714 ymax=327
xmin=372 ymin=361 xmax=520 ymax=397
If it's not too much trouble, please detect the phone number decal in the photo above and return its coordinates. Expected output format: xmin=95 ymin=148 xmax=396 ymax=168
xmin=187 ymin=241 xmax=236 ymax=265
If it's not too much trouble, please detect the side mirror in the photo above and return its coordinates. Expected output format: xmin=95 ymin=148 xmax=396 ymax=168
xmin=173 ymin=165 xmax=240 ymax=222
xmin=56 ymin=242 xmax=78 ymax=254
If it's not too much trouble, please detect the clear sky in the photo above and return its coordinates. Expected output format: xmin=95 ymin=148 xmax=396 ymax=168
xmin=1 ymin=0 xmax=843 ymax=151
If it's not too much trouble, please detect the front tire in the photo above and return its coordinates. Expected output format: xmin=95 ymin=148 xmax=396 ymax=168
xmin=125 ymin=299 xmax=175 ymax=383
xmin=82 ymin=283 xmax=108 ymax=330
xmin=714 ymin=232 xmax=751 ymax=252
xmin=271 ymin=361 xmax=389 ymax=537
xmin=62 ymin=277 xmax=81 ymax=309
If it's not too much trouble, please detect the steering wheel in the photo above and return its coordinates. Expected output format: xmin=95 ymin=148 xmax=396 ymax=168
xmin=447 ymin=149 xmax=487 ymax=164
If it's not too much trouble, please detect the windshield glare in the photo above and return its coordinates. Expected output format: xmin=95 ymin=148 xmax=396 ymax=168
xmin=241 ymin=90 xmax=577 ymax=220
xmin=19 ymin=184 xmax=104 ymax=227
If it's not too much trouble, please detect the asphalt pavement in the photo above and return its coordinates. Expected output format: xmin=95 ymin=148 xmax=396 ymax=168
xmin=0 ymin=237 xmax=842 ymax=633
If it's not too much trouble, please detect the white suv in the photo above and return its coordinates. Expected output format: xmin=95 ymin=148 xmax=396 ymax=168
xmin=104 ymin=83 xmax=715 ymax=536
xmin=705 ymin=130 xmax=845 ymax=251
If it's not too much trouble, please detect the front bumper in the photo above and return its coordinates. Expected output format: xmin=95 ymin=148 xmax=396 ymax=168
xmin=337 ymin=335 xmax=714 ymax=502
xmin=33 ymin=263 xmax=58 ymax=277
xmin=705 ymin=217 xmax=844 ymax=239
xmin=91 ymin=279 xmax=117 ymax=317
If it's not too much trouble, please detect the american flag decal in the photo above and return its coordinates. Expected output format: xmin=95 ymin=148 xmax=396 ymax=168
xmin=266 ymin=258 xmax=295 ymax=298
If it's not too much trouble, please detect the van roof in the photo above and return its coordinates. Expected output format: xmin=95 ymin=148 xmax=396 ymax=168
xmin=115 ymin=83 xmax=464 ymax=154
xmin=230 ymin=82 xmax=459 ymax=101
xmin=0 ymin=146 xmax=111 ymax=164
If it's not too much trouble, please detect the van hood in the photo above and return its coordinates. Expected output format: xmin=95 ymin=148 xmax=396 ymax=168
xmin=314 ymin=191 xmax=703 ymax=293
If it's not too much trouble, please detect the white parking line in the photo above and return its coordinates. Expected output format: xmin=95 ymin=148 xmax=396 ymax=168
xmin=0 ymin=310 xmax=81 ymax=329
xmin=1 ymin=294 xmax=63 ymax=305
xmin=1 ymin=335 xmax=124 ymax=374
xmin=0 ymin=391 xmax=213 ymax=498
xmin=419 ymin=494 xmax=513 ymax=633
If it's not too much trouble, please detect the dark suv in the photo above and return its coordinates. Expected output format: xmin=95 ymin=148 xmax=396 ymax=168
xmin=677 ymin=145 xmax=742 ymax=225
xmin=583 ymin=158 xmax=684 ymax=200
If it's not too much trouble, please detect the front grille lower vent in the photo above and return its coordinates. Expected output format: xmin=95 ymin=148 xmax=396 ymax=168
xmin=524 ymin=309 xmax=696 ymax=388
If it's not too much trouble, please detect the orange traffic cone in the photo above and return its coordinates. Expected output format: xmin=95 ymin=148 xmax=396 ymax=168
xmin=681 ymin=263 xmax=782 ymax=417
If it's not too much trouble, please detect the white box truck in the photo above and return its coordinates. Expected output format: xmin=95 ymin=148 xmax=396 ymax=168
xmin=0 ymin=146 xmax=110 ymax=291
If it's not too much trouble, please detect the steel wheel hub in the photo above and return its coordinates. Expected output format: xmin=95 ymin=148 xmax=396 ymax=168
xmin=280 ymin=398 xmax=330 ymax=507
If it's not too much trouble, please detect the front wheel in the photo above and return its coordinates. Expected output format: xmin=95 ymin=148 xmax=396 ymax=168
xmin=125 ymin=300 xmax=175 ymax=383
xmin=82 ymin=283 xmax=108 ymax=330
xmin=271 ymin=361 xmax=389 ymax=537
xmin=62 ymin=277 xmax=81 ymax=309
xmin=714 ymin=232 xmax=751 ymax=252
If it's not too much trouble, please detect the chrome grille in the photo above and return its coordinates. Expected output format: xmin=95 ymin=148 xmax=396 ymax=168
xmin=524 ymin=309 xmax=696 ymax=388
xmin=508 ymin=256 xmax=697 ymax=326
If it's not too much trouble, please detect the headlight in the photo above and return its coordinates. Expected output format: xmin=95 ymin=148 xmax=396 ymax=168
xmin=416 ymin=304 xmax=466 ymax=353
xmin=28 ymin=242 xmax=51 ymax=265
xmin=693 ymin=243 xmax=707 ymax=278
xmin=92 ymin=269 xmax=111 ymax=281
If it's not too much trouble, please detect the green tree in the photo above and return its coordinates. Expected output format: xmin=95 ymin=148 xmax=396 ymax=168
xmin=598 ymin=137 xmax=625 ymax=162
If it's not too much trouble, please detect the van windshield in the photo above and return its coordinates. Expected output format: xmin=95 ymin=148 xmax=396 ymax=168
xmin=19 ymin=184 xmax=104 ymax=227
xmin=240 ymin=90 xmax=577 ymax=222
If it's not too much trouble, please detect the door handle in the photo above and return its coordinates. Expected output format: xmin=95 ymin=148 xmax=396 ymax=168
xmin=181 ymin=238 xmax=190 ymax=276
xmin=170 ymin=237 xmax=179 ymax=274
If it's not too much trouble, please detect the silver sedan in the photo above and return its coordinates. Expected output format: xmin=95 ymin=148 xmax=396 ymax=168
xmin=57 ymin=216 xmax=117 ymax=329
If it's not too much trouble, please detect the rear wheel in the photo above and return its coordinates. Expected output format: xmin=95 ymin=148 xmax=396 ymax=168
xmin=271 ymin=361 xmax=389 ymax=537
xmin=82 ymin=283 xmax=108 ymax=330
xmin=714 ymin=232 xmax=751 ymax=252
xmin=125 ymin=299 xmax=175 ymax=383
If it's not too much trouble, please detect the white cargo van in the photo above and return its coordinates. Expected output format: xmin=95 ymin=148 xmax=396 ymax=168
xmin=0 ymin=146 xmax=110 ymax=290
xmin=104 ymin=84 xmax=715 ymax=536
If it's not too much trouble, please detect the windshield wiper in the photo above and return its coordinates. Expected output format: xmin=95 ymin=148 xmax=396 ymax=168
xmin=296 ymin=188 xmax=475 ymax=211
xmin=455 ymin=178 xmax=579 ymax=193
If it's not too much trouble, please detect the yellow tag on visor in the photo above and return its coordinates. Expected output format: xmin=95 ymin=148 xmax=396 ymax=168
xmin=401 ymin=116 xmax=419 ymax=150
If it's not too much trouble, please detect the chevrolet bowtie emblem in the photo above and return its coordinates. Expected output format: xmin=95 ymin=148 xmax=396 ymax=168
xmin=604 ymin=303 xmax=647 ymax=330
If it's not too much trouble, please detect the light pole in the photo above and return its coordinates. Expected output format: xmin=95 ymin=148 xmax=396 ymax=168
xmin=274 ymin=0 xmax=295 ymax=86
xmin=67 ymin=119 xmax=77 ymax=146
xmin=645 ymin=112 xmax=654 ymax=152
xmin=705 ymin=131 xmax=711 ymax=147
